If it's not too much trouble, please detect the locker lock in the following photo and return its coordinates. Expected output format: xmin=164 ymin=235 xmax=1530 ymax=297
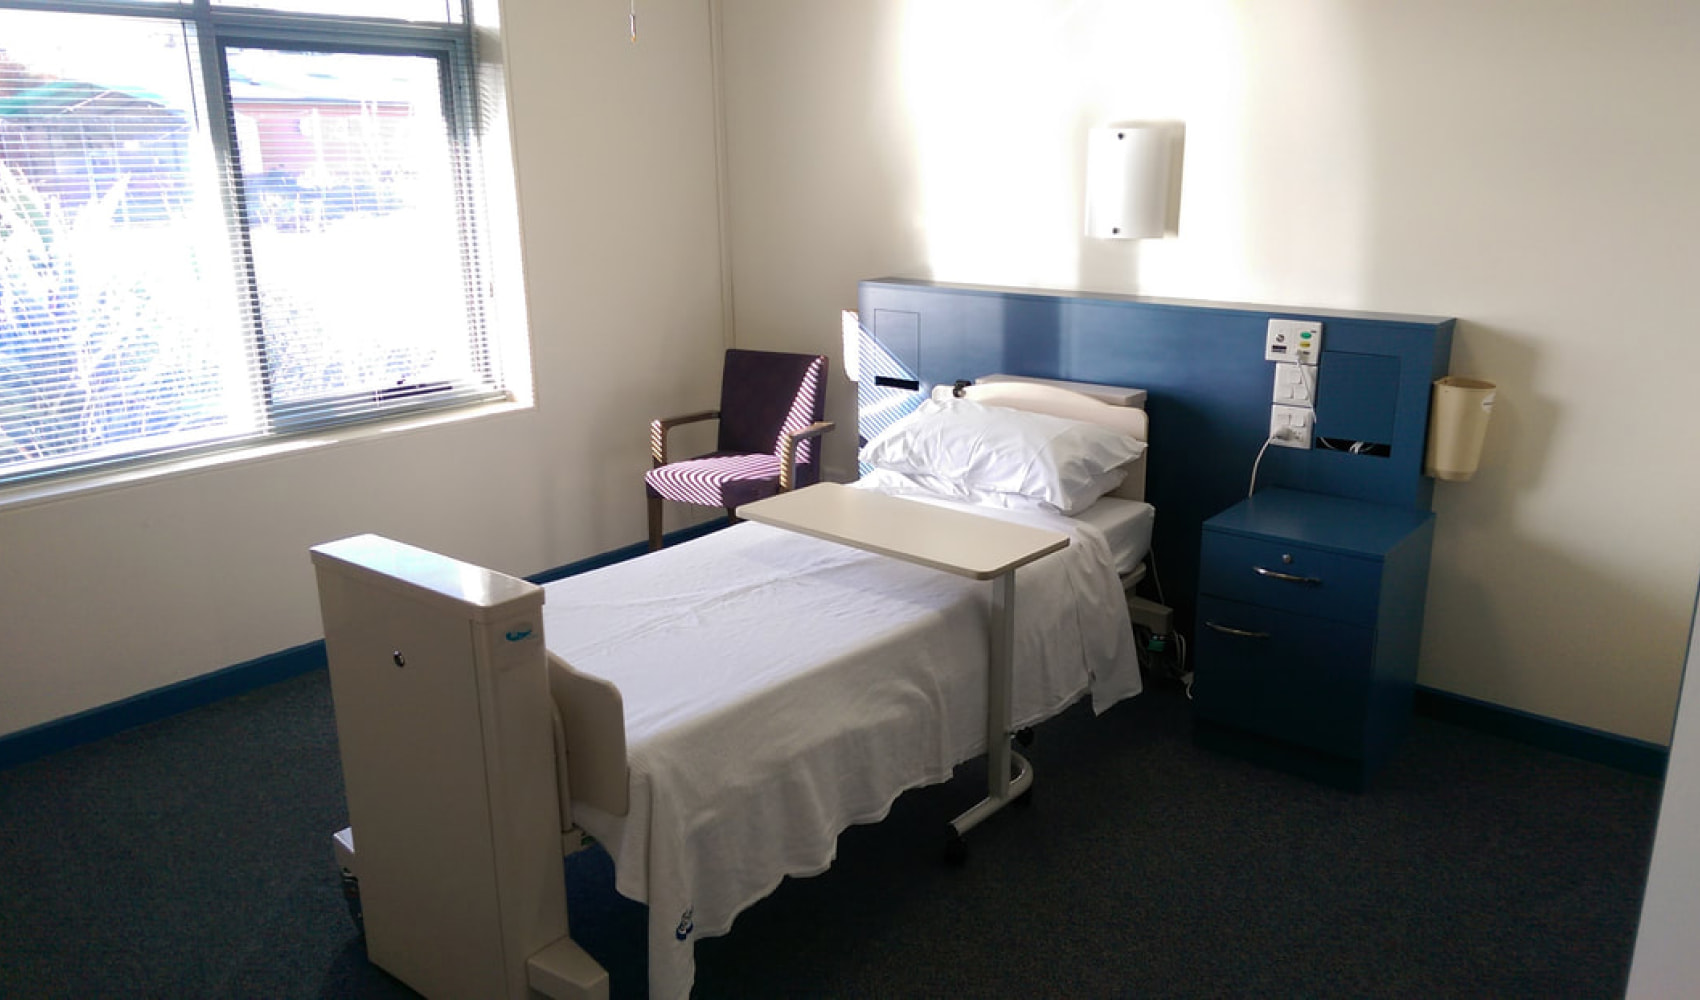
xmin=392 ymin=651 xmax=406 ymax=668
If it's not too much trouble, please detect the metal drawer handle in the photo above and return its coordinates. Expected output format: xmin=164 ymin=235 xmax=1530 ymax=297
xmin=1253 ymin=565 xmax=1322 ymax=586
xmin=1204 ymin=620 xmax=1270 ymax=639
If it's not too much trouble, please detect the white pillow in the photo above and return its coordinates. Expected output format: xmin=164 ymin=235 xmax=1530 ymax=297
xmin=858 ymin=396 xmax=1145 ymax=515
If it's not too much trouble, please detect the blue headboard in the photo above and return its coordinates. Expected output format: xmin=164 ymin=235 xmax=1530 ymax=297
xmin=855 ymin=277 xmax=1455 ymax=632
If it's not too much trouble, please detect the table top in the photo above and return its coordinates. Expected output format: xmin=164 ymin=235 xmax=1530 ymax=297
xmin=738 ymin=483 xmax=1069 ymax=580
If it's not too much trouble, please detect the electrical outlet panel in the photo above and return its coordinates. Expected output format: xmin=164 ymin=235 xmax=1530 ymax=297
xmin=1270 ymin=404 xmax=1313 ymax=449
xmin=1266 ymin=319 xmax=1323 ymax=364
xmin=1272 ymin=362 xmax=1318 ymax=406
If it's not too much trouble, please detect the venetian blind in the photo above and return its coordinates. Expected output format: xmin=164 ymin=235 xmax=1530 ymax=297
xmin=0 ymin=0 xmax=505 ymax=487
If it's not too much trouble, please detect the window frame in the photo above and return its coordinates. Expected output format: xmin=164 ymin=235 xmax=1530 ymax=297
xmin=0 ymin=0 xmax=507 ymax=490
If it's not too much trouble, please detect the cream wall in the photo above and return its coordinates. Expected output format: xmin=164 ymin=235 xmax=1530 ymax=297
xmin=717 ymin=0 xmax=1700 ymax=743
xmin=0 ymin=0 xmax=728 ymax=737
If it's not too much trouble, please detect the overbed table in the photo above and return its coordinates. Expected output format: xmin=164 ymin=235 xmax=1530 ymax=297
xmin=738 ymin=482 xmax=1069 ymax=848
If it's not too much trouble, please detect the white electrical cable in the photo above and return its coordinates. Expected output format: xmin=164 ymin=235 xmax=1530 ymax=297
xmin=1247 ymin=432 xmax=1283 ymax=497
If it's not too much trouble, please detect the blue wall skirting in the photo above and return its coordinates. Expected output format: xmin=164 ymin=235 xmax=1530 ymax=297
xmin=1413 ymin=686 xmax=1669 ymax=779
xmin=0 ymin=640 xmax=329 ymax=772
xmin=0 ymin=519 xmax=729 ymax=773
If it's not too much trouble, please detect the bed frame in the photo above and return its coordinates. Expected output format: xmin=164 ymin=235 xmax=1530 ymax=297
xmin=310 ymin=378 xmax=1152 ymax=1000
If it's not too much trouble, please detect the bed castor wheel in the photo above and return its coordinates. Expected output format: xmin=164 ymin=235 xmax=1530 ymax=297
xmin=943 ymin=829 xmax=968 ymax=866
xmin=1015 ymin=727 xmax=1035 ymax=747
xmin=340 ymin=869 xmax=365 ymax=936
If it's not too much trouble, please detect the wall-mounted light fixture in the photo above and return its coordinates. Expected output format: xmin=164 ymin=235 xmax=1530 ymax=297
xmin=1084 ymin=121 xmax=1184 ymax=240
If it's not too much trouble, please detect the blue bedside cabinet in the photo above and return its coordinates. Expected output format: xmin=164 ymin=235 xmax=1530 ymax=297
xmin=1191 ymin=488 xmax=1436 ymax=789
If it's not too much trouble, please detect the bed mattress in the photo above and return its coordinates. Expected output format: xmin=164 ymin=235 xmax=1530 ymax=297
xmin=1073 ymin=495 xmax=1155 ymax=577
xmin=540 ymin=484 xmax=1142 ymax=1000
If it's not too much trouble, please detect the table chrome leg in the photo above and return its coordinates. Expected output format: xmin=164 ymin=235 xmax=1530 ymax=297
xmin=949 ymin=571 xmax=1031 ymax=839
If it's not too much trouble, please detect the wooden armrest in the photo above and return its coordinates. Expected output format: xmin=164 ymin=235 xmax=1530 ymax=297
xmin=778 ymin=420 xmax=837 ymax=491
xmin=650 ymin=409 xmax=719 ymax=466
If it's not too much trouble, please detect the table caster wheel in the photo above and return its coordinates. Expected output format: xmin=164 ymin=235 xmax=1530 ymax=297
xmin=943 ymin=829 xmax=968 ymax=866
xmin=340 ymin=869 xmax=365 ymax=936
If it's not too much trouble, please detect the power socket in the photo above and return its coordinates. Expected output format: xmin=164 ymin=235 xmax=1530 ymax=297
xmin=1270 ymin=404 xmax=1313 ymax=449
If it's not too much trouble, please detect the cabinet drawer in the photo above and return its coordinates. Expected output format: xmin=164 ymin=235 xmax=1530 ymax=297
xmin=1191 ymin=596 xmax=1375 ymax=759
xmin=1199 ymin=530 xmax=1382 ymax=626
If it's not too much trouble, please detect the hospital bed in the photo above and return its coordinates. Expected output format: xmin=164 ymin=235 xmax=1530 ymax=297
xmin=311 ymin=379 xmax=1156 ymax=1000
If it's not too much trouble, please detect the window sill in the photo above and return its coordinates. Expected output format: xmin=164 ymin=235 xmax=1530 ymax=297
xmin=0 ymin=398 xmax=533 ymax=514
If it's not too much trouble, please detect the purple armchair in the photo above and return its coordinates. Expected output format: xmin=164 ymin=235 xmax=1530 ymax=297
xmin=645 ymin=349 xmax=834 ymax=550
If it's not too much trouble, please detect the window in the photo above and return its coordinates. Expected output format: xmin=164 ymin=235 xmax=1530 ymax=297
xmin=0 ymin=0 xmax=506 ymax=487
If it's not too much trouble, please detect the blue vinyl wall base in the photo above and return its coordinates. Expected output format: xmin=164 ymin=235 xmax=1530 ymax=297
xmin=0 ymin=518 xmax=730 ymax=772
xmin=0 ymin=640 xmax=329 ymax=772
xmin=1413 ymin=686 xmax=1668 ymax=779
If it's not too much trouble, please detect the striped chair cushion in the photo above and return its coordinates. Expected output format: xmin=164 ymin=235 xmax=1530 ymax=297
xmin=645 ymin=452 xmax=785 ymax=509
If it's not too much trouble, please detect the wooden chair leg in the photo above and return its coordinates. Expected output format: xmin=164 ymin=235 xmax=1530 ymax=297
xmin=725 ymin=506 xmax=741 ymax=524
xmin=648 ymin=495 xmax=664 ymax=551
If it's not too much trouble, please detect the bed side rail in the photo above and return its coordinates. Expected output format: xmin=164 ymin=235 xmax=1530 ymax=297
xmin=547 ymin=652 xmax=631 ymax=819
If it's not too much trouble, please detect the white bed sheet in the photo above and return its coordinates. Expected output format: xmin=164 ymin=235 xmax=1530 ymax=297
xmin=1074 ymin=495 xmax=1156 ymax=577
xmin=541 ymin=485 xmax=1142 ymax=1000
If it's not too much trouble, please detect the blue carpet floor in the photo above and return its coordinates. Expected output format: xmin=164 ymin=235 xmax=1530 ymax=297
xmin=0 ymin=670 xmax=1661 ymax=998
